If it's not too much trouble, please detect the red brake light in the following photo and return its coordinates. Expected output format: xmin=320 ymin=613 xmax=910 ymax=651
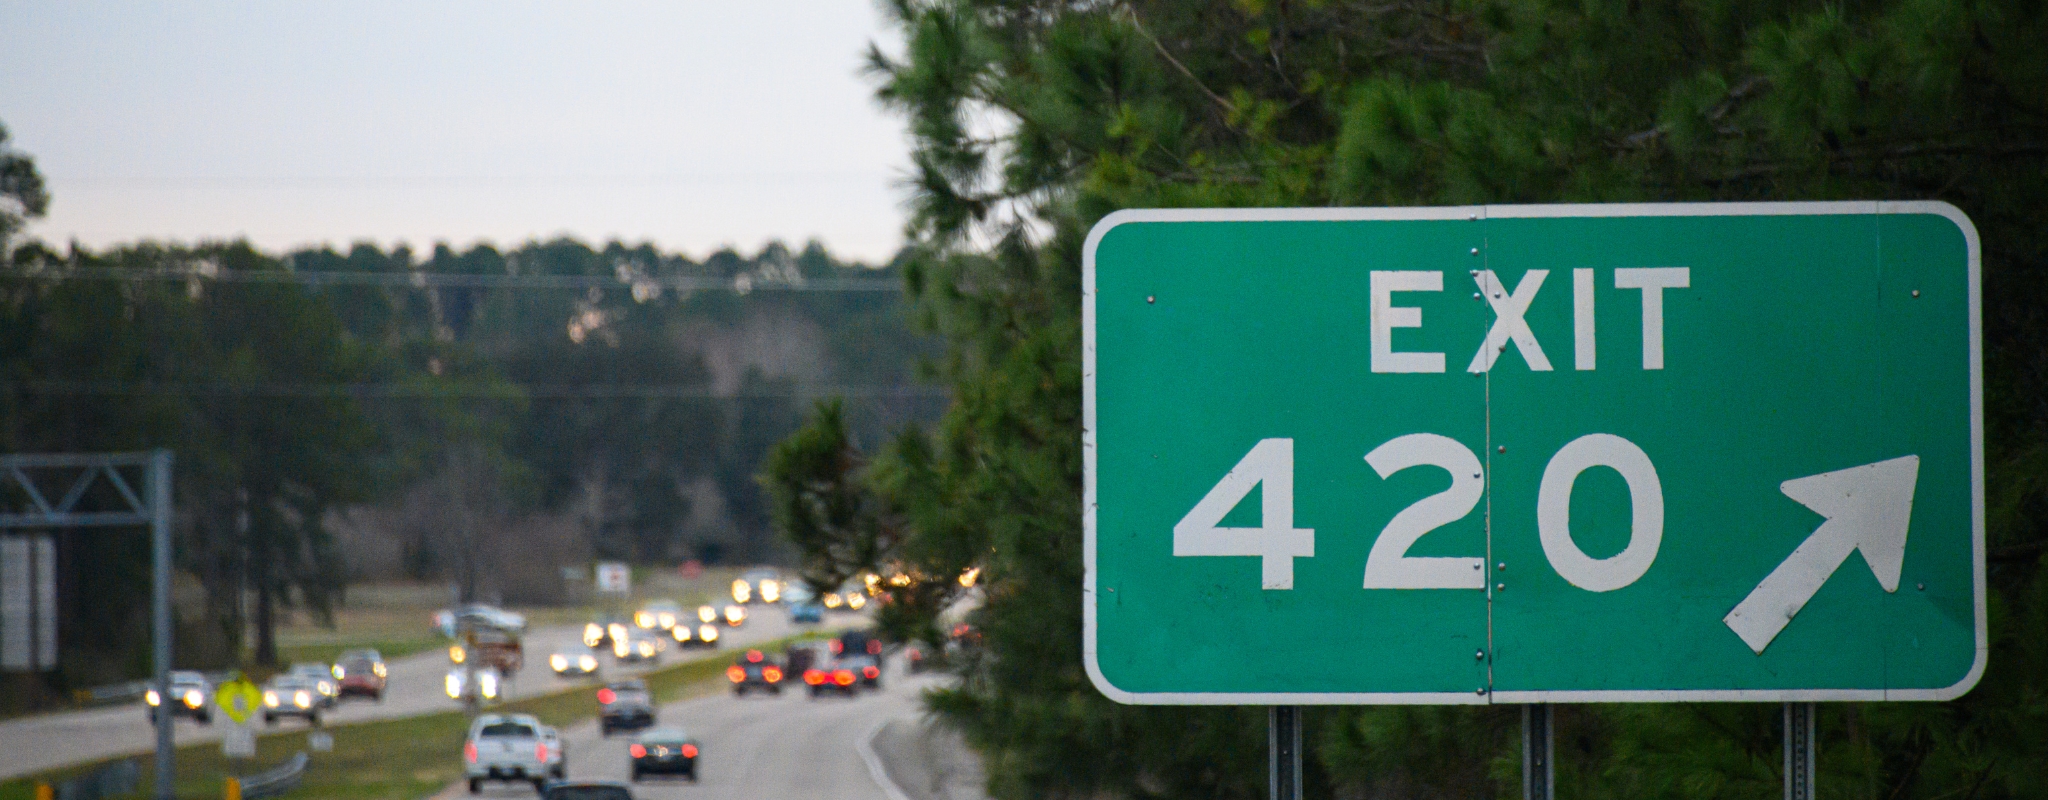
xmin=629 ymin=744 xmax=647 ymax=758
xmin=868 ymin=640 xmax=883 ymax=655
xmin=829 ymin=640 xmax=843 ymax=654
xmin=536 ymin=742 xmax=549 ymax=761
xmin=763 ymin=666 xmax=783 ymax=682
xmin=834 ymin=670 xmax=855 ymax=686
xmin=465 ymin=742 xmax=478 ymax=763
xmin=803 ymin=669 xmax=824 ymax=685
xmin=598 ymin=688 xmax=616 ymax=704
xmin=680 ymin=744 xmax=699 ymax=758
xmin=746 ymin=649 xmax=763 ymax=662
xmin=726 ymin=666 xmax=746 ymax=682
xmin=863 ymin=665 xmax=880 ymax=679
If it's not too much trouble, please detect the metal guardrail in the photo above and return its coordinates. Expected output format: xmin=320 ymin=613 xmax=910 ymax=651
xmin=235 ymin=752 xmax=308 ymax=799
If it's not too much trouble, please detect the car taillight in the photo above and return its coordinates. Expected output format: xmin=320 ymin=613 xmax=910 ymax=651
xmin=746 ymin=649 xmax=763 ymax=662
xmin=464 ymin=742 xmax=478 ymax=763
xmin=829 ymin=640 xmax=843 ymax=654
xmin=868 ymin=640 xmax=883 ymax=655
xmin=598 ymin=688 xmax=616 ymax=704
xmin=536 ymin=742 xmax=550 ymax=761
xmin=629 ymin=744 xmax=646 ymax=758
xmin=726 ymin=666 xmax=746 ymax=683
xmin=834 ymin=670 xmax=855 ymax=686
xmin=763 ymin=667 xmax=783 ymax=682
xmin=803 ymin=669 xmax=825 ymax=685
xmin=863 ymin=665 xmax=880 ymax=679
xmin=680 ymin=744 xmax=698 ymax=758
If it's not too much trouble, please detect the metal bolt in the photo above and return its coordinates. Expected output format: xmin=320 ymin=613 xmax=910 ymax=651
xmin=1493 ymin=293 xmax=1502 ymax=299
xmin=1146 ymin=295 xmax=1155 ymax=304
xmin=1497 ymin=583 xmax=1506 ymax=591
xmin=1470 ymin=247 xmax=1480 ymax=256
xmin=1911 ymin=290 xmax=1920 ymax=298
xmin=1472 ymin=563 xmax=1482 ymax=570
xmin=1475 ymin=649 xmax=1486 ymax=660
xmin=1476 ymin=687 xmax=1487 ymax=695
xmin=1469 ymin=213 xmax=1479 ymax=221
xmin=1917 ymin=582 xmax=1926 ymax=591
xmin=1497 ymin=562 xmax=1506 ymax=571
xmin=1473 ymin=292 xmax=1482 ymax=299
xmin=1498 ymin=445 xmax=1507 ymax=453
xmin=1469 ymin=269 xmax=1479 ymax=276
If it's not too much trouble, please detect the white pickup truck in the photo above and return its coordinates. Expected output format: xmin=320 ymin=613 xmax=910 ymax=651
xmin=464 ymin=713 xmax=567 ymax=793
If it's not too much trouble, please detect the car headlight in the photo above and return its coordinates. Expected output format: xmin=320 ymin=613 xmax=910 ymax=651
xmin=823 ymin=593 xmax=842 ymax=609
xmin=609 ymin=623 xmax=627 ymax=640
xmin=449 ymin=645 xmax=466 ymax=664
xmin=614 ymin=640 xmax=630 ymax=658
xmin=479 ymin=673 xmax=499 ymax=699
xmin=724 ymin=606 xmax=746 ymax=624
xmin=445 ymin=673 xmax=462 ymax=699
xmin=264 ymin=691 xmax=280 ymax=707
xmin=732 ymin=580 xmax=750 ymax=603
xmin=331 ymin=665 xmax=345 ymax=679
xmin=579 ymin=655 xmax=597 ymax=671
xmin=373 ymin=663 xmax=387 ymax=678
xmin=584 ymin=623 xmax=603 ymax=646
xmin=761 ymin=582 xmax=780 ymax=602
xmin=183 ymin=690 xmax=204 ymax=708
xmin=638 ymin=642 xmax=655 ymax=657
xmin=293 ymin=691 xmax=311 ymax=708
xmin=550 ymin=654 xmax=569 ymax=671
xmin=697 ymin=606 xmax=716 ymax=623
xmin=699 ymin=624 xmax=719 ymax=642
xmin=635 ymin=611 xmax=655 ymax=628
xmin=657 ymin=613 xmax=676 ymax=629
xmin=317 ymin=681 xmax=334 ymax=695
xmin=846 ymin=592 xmax=867 ymax=610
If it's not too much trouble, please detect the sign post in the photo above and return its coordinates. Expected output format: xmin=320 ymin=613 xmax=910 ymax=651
xmin=1083 ymin=203 xmax=1984 ymax=797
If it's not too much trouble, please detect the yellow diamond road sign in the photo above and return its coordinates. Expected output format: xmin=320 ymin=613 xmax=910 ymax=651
xmin=216 ymin=678 xmax=261 ymax=725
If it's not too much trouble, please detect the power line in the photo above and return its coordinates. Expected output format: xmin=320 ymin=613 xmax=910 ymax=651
xmin=0 ymin=267 xmax=902 ymax=292
xmin=11 ymin=381 xmax=948 ymax=399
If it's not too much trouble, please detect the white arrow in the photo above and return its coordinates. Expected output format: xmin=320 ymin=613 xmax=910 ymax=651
xmin=1723 ymin=455 xmax=1919 ymax=654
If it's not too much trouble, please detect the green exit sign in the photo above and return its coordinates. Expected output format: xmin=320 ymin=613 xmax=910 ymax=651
xmin=1083 ymin=202 xmax=1983 ymax=704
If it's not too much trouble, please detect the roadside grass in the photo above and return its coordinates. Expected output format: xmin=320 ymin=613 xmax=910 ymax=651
xmin=0 ymin=631 xmax=819 ymax=800
xmin=275 ymin=638 xmax=445 ymax=668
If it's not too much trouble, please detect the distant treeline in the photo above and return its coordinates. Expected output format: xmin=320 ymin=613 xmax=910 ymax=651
xmin=0 ymin=232 xmax=935 ymax=693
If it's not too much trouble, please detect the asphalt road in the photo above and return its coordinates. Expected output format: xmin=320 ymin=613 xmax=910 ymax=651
xmin=451 ymin=650 xmax=944 ymax=800
xmin=0 ymin=604 xmax=846 ymax=780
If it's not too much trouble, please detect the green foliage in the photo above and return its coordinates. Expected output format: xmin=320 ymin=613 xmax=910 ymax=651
xmin=0 ymin=122 xmax=48 ymax=253
xmin=840 ymin=0 xmax=2048 ymax=797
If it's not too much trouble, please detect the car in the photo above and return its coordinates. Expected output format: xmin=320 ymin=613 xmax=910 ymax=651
xmin=628 ymin=727 xmax=701 ymax=782
xmin=782 ymin=584 xmax=824 ymax=623
xmin=583 ymin=614 xmax=630 ymax=649
xmin=713 ymin=601 xmax=747 ymax=627
xmin=726 ymin=649 xmax=786 ymax=695
xmin=669 ymin=621 xmax=721 ymax=649
xmin=145 ymin=670 xmax=213 ymax=724
xmin=634 ymin=600 xmax=685 ymax=632
xmin=463 ymin=713 xmax=564 ymax=792
xmin=286 ymin=662 xmax=340 ymax=708
xmin=612 ymin=630 xmax=665 ymax=664
xmin=783 ymin=641 xmax=828 ymax=676
xmin=803 ymin=657 xmax=867 ymax=698
xmin=261 ymin=675 xmax=323 ymax=725
xmin=332 ymin=649 xmax=388 ymax=701
xmin=540 ymin=781 xmax=634 ymax=800
xmin=732 ymin=568 xmax=782 ymax=604
xmin=549 ymin=650 xmax=602 ymax=677
xmin=905 ymin=643 xmax=931 ymax=673
xmin=821 ymin=582 xmax=869 ymax=611
xmin=598 ymin=680 xmax=656 ymax=736
xmin=841 ymin=654 xmax=884 ymax=690
xmin=832 ymin=629 xmax=884 ymax=659
xmin=444 ymin=667 xmax=505 ymax=703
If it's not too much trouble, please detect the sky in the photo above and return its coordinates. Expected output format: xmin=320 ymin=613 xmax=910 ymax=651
xmin=0 ymin=1 xmax=912 ymax=264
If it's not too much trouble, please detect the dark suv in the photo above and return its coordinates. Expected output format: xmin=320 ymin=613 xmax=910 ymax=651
xmin=597 ymin=680 xmax=655 ymax=736
xmin=726 ymin=649 xmax=786 ymax=696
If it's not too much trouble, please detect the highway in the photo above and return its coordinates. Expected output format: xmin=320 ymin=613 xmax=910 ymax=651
xmin=450 ymin=650 xmax=944 ymax=800
xmin=0 ymin=606 xmax=831 ymax=780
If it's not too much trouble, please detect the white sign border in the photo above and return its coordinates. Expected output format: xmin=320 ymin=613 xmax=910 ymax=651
xmin=1080 ymin=200 xmax=1986 ymax=705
